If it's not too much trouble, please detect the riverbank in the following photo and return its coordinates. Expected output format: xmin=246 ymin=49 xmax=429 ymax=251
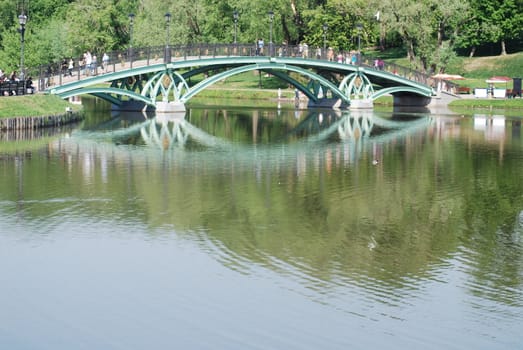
xmin=0 ymin=94 xmax=83 ymax=131
xmin=448 ymin=97 xmax=523 ymax=109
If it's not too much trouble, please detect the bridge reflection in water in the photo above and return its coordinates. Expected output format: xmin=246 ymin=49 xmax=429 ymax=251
xmin=135 ymin=110 xmax=433 ymax=153
xmin=60 ymin=108 xmax=434 ymax=176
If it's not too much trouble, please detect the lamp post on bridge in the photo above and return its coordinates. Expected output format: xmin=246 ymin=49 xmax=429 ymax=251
xmin=18 ymin=13 xmax=27 ymax=81
xmin=356 ymin=22 xmax=363 ymax=64
xmin=128 ymin=13 xmax=135 ymax=69
xmin=164 ymin=12 xmax=172 ymax=63
xmin=268 ymin=10 xmax=274 ymax=57
xmin=233 ymin=10 xmax=239 ymax=44
xmin=322 ymin=23 xmax=328 ymax=60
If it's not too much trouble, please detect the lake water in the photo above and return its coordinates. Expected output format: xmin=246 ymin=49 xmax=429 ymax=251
xmin=1 ymin=99 xmax=522 ymax=349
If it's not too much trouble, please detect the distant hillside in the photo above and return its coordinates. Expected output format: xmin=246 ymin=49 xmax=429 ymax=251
xmin=382 ymin=50 xmax=523 ymax=79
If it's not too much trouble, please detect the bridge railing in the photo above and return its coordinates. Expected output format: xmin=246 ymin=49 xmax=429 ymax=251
xmin=359 ymin=56 xmax=430 ymax=86
xmin=357 ymin=56 xmax=459 ymax=93
xmin=36 ymin=43 xmax=454 ymax=94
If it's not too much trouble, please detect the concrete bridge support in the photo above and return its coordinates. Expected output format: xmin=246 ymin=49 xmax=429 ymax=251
xmin=392 ymin=94 xmax=432 ymax=107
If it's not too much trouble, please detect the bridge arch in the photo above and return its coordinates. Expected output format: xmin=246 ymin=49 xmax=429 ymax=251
xmin=57 ymin=87 xmax=154 ymax=106
xmin=180 ymin=62 xmax=350 ymax=105
xmin=371 ymin=86 xmax=432 ymax=99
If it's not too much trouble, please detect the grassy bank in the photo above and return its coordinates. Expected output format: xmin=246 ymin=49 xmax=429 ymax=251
xmin=460 ymin=53 xmax=523 ymax=80
xmin=380 ymin=50 xmax=523 ymax=81
xmin=387 ymin=50 xmax=523 ymax=94
xmin=190 ymin=87 xmax=295 ymax=101
xmin=0 ymin=94 xmax=81 ymax=119
xmin=449 ymin=98 xmax=523 ymax=109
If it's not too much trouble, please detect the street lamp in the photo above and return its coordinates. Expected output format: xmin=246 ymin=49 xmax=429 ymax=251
xmin=356 ymin=23 xmax=363 ymax=65
xmin=356 ymin=23 xmax=363 ymax=52
xmin=128 ymin=13 xmax=135 ymax=68
xmin=164 ymin=12 xmax=172 ymax=63
xmin=268 ymin=10 xmax=274 ymax=57
xmin=18 ymin=13 xmax=27 ymax=81
xmin=233 ymin=10 xmax=239 ymax=44
xmin=322 ymin=23 xmax=328 ymax=60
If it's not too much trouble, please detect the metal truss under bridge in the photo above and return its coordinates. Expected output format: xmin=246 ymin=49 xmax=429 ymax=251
xmin=46 ymin=53 xmax=435 ymax=111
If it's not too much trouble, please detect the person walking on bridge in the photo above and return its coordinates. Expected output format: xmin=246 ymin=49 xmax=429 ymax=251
xmin=91 ymin=55 xmax=97 ymax=75
xmin=84 ymin=51 xmax=92 ymax=76
xmin=102 ymin=53 xmax=109 ymax=73
xmin=256 ymin=38 xmax=264 ymax=56
xmin=68 ymin=58 xmax=74 ymax=77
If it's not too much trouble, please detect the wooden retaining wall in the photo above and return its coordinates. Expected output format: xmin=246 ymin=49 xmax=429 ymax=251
xmin=0 ymin=111 xmax=83 ymax=131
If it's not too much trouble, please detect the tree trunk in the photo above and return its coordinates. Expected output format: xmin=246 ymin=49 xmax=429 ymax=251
xmin=290 ymin=0 xmax=303 ymax=43
xmin=420 ymin=57 xmax=428 ymax=72
xmin=469 ymin=46 xmax=476 ymax=57
xmin=437 ymin=21 xmax=444 ymax=47
xmin=281 ymin=16 xmax=291 ymax=44
xmin=501 ymin=40 xmax=507 ymax=55
xmin=379 ymin=23 xmax=385 ymax=51
xmin=406 ymin=40 xmax=415 ymax=61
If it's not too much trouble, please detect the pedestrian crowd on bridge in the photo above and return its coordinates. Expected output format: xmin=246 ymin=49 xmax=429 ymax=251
xmin=274 ymin=42 xmax=364 ymax=66
xmin=59 ymin=51 xmax=111 ymax=79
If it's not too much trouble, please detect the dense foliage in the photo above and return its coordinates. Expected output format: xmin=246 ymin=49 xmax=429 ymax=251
xmin=1 ymin=0 xmax=522 ymax=74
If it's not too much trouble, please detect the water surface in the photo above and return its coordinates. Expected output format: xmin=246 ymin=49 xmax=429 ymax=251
xmin=1 ymin=103 xmax=522 ymax=349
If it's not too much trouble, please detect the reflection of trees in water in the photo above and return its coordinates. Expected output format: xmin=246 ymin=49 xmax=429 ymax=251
xmin=6 ymin=108 xmax=522 ymax=306
xmin=77 ymin=121 xmax=521 ymax=302
xmin=0 ymin=126 xmax=75 ymax=142
xmin=459 ymin=152 xmax=523 ymax=308
xmin=0 ymin=124 xmax=78 ymax=158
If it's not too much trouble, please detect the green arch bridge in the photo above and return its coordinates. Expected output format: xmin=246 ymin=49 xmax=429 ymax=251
xmin=44 ymin=44 xmax=436 ymax=112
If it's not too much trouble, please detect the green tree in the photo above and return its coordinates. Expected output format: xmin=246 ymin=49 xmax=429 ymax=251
xmin=490 ymin=0 xmax=523 ymax=55
xmin=28 ymin=0 xmax=70 ymax=23
xmin=132 ymin=0 xmax=193 ymax=47
xmin=453 ymin=3 xmax=487 ymax=57
xmin=456 ymin=0 xmax=523 ymax=56
xmin=299 ymin=0 xmax=379 ymax=52
xmin=0 ymin=0 xmax=522 ymax=72
xmin=0 ymin=0 xmax=17 ymax=41
xmin=63 ymin=0 xmax=133 ymax=54
xmin=0 ymin=29 xmax=22 ymax=74
xmin=375 ymin=0 xmax=469 ymax=72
